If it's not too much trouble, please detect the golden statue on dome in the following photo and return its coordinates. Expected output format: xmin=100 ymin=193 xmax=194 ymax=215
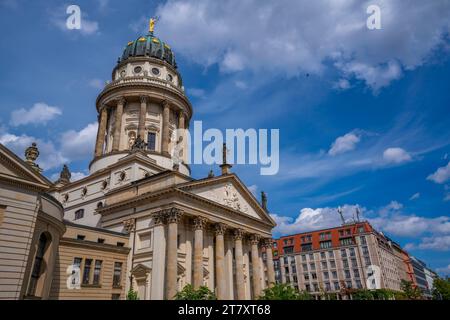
xmin=149 ymin=17 xmax=159 ymax=33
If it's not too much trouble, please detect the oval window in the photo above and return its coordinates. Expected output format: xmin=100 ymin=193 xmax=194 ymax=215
xmin=134 ymin=66 xmax=142 ymax=74
xmin=152 ymin=67 xmax=160 ymax=76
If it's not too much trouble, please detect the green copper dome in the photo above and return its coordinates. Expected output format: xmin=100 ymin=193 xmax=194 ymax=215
xmin=119 ymin=32 xmax=177 ymax=68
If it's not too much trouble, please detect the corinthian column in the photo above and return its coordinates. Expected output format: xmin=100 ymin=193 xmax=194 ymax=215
xmin=150 ymin=211 xmax=166 ymax=300
xmin=165 ymin=208 xmax=182 ymax=300
xmin=263 ymin=239 xmax=276 ymax=287
xmin=162 ymin=101 xmax=170 ymax=156
xmin=138 ymin=96 xmax=147 ymax=139
xmin=234 ymin=229 xmax=246 ymax=300
xmin=95 ymin=106 xmax=108 ymax=157
xmin=214 ymin=223 xmax=227 ymax=300
xmin=112 ymin=97 xmax=125 ymax=151
xmin=250 ymin=234 xmax=262 ymax=298
xmin=193 ymin=217 xmax=207 ymax=289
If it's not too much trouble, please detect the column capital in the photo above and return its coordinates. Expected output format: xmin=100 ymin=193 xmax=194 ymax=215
xmin=193 ymin=216 xmax=208 ymax=230
xmin=261 ymin=238 xmax=274 ymax=248
xmin=117 ymin=96 xmax=126 ymax=105
xmin=249 ymin=234 xmax=261 ymax=245
xmin=165 ymin=207 xmax=183 ymax=224
xmin=151 ymin=210 xmax=166 ymax=226
xmin=233 ymin=228 xmax=245 ymax=241
xmin=100 ymin=103 xmax=109 ymax=112
xmin=140 ymin=96 xmax=148 ymax=104
xmin=162 ymin=99 xmax=170 ymax=108
xmin=214 ymin=223 xmax=227 ymax=236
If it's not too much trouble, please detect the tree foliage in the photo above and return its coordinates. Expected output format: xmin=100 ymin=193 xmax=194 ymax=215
xmin=126 ymin=289 xmax=139 ymax=300
xmin=433 ymin=277 xmax=450 ymax=300
xmin=258 ymin=283 xmax=312 ymax=300
xmin=174 ymin=284 xmax=216 ymax=300
xmin=400 ymin=280 xmax=422 ymax=300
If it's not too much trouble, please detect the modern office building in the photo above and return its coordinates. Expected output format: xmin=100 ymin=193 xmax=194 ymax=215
xmin=273 ymin=221 xmax=415 ymax=299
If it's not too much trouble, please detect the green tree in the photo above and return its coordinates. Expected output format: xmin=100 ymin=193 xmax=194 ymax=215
xmin=352 ymin=289 xmax=374 ymax=300
xmin=400 ymin=280 xmax=422 ymax=300
xmin=174 ymin=284 xmax=216 ymax=300
xmin=258 ymin=283 xmax=312 ymax=300
xmin=126 ymin=288 xmax=139 ymax=300
xmin=432 ymin=277 xmax=450 ymax=300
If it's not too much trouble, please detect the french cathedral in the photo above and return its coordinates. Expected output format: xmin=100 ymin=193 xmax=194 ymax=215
xmin=0 ymin=22 xmax=276 ymax=300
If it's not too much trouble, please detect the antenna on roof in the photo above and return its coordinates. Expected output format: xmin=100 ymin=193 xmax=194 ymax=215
xmin=355 ymin=207 xmax=361 ymax=222
xmin=337 ymin=206 xmax=345 ymax=225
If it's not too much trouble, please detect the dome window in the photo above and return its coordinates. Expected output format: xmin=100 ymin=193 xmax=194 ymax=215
xmin=152 ymin=67 xmax=160 ymax=76
xmin=167 ymin=74 xmax=173 ymax=82
xmin=133 ymin=66 xmax=142 ymax=74
xmin=120 ymin=70 xmax=126 ymax=78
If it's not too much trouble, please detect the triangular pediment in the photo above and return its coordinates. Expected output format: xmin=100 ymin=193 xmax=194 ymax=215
xmin=177 ymin=174 xmax=275 ymax=226
xmin=0 ymin=143 xmax=51 ymax=188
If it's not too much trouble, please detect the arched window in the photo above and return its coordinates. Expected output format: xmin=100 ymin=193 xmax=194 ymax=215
xmin=28 ymin=233 xmax=50 ymax=296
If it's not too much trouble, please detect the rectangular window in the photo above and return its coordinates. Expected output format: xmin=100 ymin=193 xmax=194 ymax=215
xmin=74 ymin=209 xmax=84 ymax=220
xmin=325 ymin=282 xmax=331 ymax=291
xmin=309 ymin=253 xmax=314 ymax=260
xmin=343 ymin=260 xmax=349 ymax=268
xmin=305 ymin=284 xmax=311 ymax=292
xmin=283 ymin=257 xmax=289 ymax=265
xmin=328 ymin=251 xmax=334 ymax=258
xmin=283 ymin=246 xmax=294 ymax=254
xmin=332 ymin=271 xmax=338 ymax=279
xmin=341 ymin=249 xmax=347 ymax=258
xmin=113 ymin=262 xmax=123 ymax=287
xmin=349 ymin=248 xmax=355 ymax=256
xmin=330 ymin=260 xmax=336 ymax=268
xmin=364 ymin=256 xmax=371 ymax=266
xmin=302 ymin=263 xmax=308 ymax=270
xmin=301 ymin=254 xmax=306 ymax=261
xmin=320 ymin=241 xmax=332 ymax=249
xmin=147 ymin=132 xmax=156 ymax=151
xmin=97 ymin=238 xmax=105 ymax=244
xmin=345 ymin=270 xmax=351 ymax=279
xmin=77 ymin=234 xmax=85 ymax=240
xmin=93 ymin=260 xmax=102 ymax=285
xmin=346 ymin=281 xmax=352 ymax=288
xmin=301 ymin=244 xmax=312 ymax=252
xmin=353 ymin=269 xmax=360 ymax=278
xmin=311 ymin=272 xmax=317 ymax=280
xmin=356 ymin=280 xmax=363 ymax=289
xmin=320 ymin=252 xmax=326 ymax=259
xmin=323 ymin=271 xmax=329 ymax=279
xmin=334 ymin=282 xmax=340 ymax=291
xmin=310 ymin=263 xmax=316 ymax=270
xmin=72 ymin=258 xmax=82 ymax=285
xmin=292 ymin=265 xmax=297 ymax=274
xmin=351 ymin=258 xmax=358 ymax=267
xmin=304 ymin=273 xmax=309 ymax=281
xmin=358 ymin=226 xmax=365 ymax=233
xmin=362 ymin=245 xmax=369 ymax=255
xmin=340 ymin=238 xmax=354 ymax=246
xmin=82 ymin=259 xmax=92 ymax=285
xmin=313 ymin=283 xmax=319 ymax=292
xmin=322 ymin=261 xmax=327 ymax=269
xmin=360 ymin=235 xmax=367 ymax=244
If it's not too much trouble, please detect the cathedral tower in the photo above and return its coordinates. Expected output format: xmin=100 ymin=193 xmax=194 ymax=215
xmin=91 ymin=22 xmax=192 ymax=175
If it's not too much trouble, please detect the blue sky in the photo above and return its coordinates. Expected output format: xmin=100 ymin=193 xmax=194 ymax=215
xmin=1 ymin=0 xmax=450 ymax=275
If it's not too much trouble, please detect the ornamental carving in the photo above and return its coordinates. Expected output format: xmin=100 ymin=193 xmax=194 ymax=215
xmin=214 ymin=223 xmax=227 ymax=236
xmin=233 ymin=228 xmax=245 ymax=241
xmin=193 ymin=216 xmax=208 ymax=230
xmin=165 ymin=208 xmax=183 ymax=224
xmin=123 ymin=219 xmax=135 ymax=233
xmin=250 ymin=234 xmax=261 ymax=245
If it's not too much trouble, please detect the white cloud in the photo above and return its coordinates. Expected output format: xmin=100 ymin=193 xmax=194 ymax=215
xmin=407 ymin=236 xmax=450 ymax=251
xmin=383 ymin=147 xmax=412 ymax=164
xmin=271 ymin=204 xmax=360 ymax=235
xmin=0 ymin=133 xmax=67 ymax=170
xmin=88 ymin=79 xmax=104 ymax=89
xmin=272 ymin=201 xmax=450 ymax=252
xmin=155 ymin=0 xmax=450 ymax=91
xmin=427 ymin=161 xmax=450 ymax=184
xmin=436 ymin=264 xmax=450 ymax=275
xmin=60 ymin=122 xmax=98 ymax=161
xmin=248 ymin=184 xmax=258 ymax=196
xmin=50 ymin=170 xmax=87 ymax=182
xmin=50 ymin=6 xmax=99 ymax=36
xmin=409 ymin=192 xmax=420 ymax=201
xmin=328 ymin=132 xmax=361 ymax=156
xmin=334 ymin=78 xmax=351 ymax=90
xmin=10 ymin=103 xmax=62 ymax=126
xmin=188 ymin=88 xmax=206 ymax=98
